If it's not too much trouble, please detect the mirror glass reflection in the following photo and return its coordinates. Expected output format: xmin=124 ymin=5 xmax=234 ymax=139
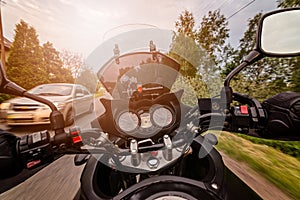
xmin=261 ymin=10 xmax=300 ymax=55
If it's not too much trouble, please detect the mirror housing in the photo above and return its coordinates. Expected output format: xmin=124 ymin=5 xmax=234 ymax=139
xmin=257 ymin=7 xmax=300 ymax=57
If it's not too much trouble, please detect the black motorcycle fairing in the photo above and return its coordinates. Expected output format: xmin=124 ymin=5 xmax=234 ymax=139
xmin=78 ymin=158 xmax=221 ymax=200
xmin=78 ymin=155 xmax=140 ymax=200
xmin=223 ymin=168 xmax=262 ymax=200
xmin=92 ymin=90 xmax=184 ymax=143
xmin=77 ymin=135 xmax=226 ymax=200
xmin=181 ymin=135 xmax=225 ymax=197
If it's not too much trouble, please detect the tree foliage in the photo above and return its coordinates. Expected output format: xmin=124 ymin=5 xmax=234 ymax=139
xmin=6 ymin=20 xmax=48 ymax=90
xmin=60 ymin=50 xmax=84 ymax=78
xmin=227 ymin=13 xmax=293 ymax=101
xmin=196 ymin=10 xmax=230 ymax=68
xmin=42 ymin=42 xmax=74 ymax=83
xmin=75 ymin=66 xmax=98 ymax=93
xmin=169 ymin=33 xmax=202 ymax=78
xmin=5 ymin=20 xmax=74 ymax=91
xmin=290 ymin=57 xmax=300 ymax=92
xmin=172 ymin=7 xmax=299 ymax=101
xmin=170 ymin=10 xmax=228 ymax=97
xmin=171 ymin=10 xmax=200 ymax=77
xmin=175 ymin=10 xmax=196 ymax=39
xmin=277 ymin=0 xmax=300 ymax=92
xmin=277 ymin=0 xmax=300 ymax=8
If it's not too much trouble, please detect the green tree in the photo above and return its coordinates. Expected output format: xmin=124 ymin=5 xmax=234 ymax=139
xmin=60 ymin=50 xmax=84 ymax=78
xmin=169 ymin=33 xmax=202 ymax=78
xmin=238 ymin=13 xmax=262 ymax=57
xmin=277 ymin=0 xmax=300 ymax=7
xmin=290 ymin=57 xmax=300 ymax=92
xmin=75 ymin=65 xmax=98 ymax=93
xmin=6 ymin=20 xmax=48 ymax=90
xmin=170 ymin=10 xmax=200 ymax=77
xmin=170 ymin=9 xmax=229 ymax=97
xmin=175 ymin=10 xmax=196 ymax=40
xmin=195 ymin=9 xmax=230 ymax=95
xmin=277 ymin=0 xmax=300 ymax=92
xmin=221 ymin=44 xmax=238 ymax=77
xmin=194 ymin=9 xmax=230 ymax=95
xmin=42 ymin=42 xmax=74 ymax=83
xmin=196 ymin=10 xmax=230 ymax=68
xmin=233 ymin=13 xmax=275 ymax=100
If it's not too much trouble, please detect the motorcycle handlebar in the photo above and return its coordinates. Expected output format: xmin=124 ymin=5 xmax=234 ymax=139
xmin=198 ymin=93 xmax=268 ymax=135
xmin=17 ymin=127 xmax=89 ymax=169
xmin=14 ymin=94 xmax=271 ymax=171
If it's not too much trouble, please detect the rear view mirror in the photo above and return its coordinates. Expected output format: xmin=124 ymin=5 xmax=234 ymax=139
xmin=257 ymin=8 xmax=300 ymax=57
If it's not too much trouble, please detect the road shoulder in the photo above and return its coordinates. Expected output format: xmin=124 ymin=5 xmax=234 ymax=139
xmin=221 ymin=152 xmax=292 ymax=200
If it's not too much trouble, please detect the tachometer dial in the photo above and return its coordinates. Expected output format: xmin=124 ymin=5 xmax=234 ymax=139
xmin=116 ymin=111 xmax=139 ymax=133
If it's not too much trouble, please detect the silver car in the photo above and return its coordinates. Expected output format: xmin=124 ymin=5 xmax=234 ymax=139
xmin=0 ymin=83 xmax=94 ymax=126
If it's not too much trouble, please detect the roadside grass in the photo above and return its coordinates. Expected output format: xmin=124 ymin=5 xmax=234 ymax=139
xmin=237 ymin=134 xmax=300 ymax=160
xmin=216 ymin=131 xmax=300 ymax=200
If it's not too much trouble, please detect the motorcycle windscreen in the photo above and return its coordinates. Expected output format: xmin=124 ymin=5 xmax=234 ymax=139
xmin=98 ymin=52 xmax=180 ymax=99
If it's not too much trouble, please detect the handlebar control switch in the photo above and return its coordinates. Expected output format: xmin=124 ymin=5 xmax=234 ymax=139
xmin=18 ymin=130 xmax=52 ymax=169
xmin=69 ymin=127 xmax=83 ymax=147
xmin=231 ymin=106 xmax=251 ymax=133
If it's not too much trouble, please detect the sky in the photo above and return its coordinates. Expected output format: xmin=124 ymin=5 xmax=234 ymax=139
xmin=2 ymin=0 xmax=279 ymax=58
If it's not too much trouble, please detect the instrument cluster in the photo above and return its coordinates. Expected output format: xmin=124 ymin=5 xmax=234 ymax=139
xmin=115 ymin=104 xmax=176 ymax=139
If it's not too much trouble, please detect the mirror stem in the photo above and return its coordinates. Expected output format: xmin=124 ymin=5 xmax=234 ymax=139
xmin=224 ymin=50 xmax=263 ymax=87
xmin=222 ymin=50 xmax=263 ymax=108
xmin=3 ymin=82 xmax=27 ymax=96
xmin=24 ymin=92 xmax=65 ymax=134
xmin=24 ymin=92 xmax=58 ymax=111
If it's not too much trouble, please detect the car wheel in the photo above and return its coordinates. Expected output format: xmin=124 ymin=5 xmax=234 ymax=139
xmin=65 ymin=108 xmax=74 ymax=126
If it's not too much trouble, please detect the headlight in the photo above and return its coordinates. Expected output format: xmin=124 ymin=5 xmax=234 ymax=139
xmin=0 ymin=102 xmax=11 ymax=110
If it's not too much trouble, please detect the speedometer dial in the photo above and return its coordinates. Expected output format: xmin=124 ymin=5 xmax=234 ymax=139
xmin=117 ymin=111 xmax=139 ymax=133
xmin=151 ymin=106 xmax=174 ymax=128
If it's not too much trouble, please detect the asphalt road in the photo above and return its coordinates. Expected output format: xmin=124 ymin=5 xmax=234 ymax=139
xmin=0 ymin=155 xmax=84 ymax=200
